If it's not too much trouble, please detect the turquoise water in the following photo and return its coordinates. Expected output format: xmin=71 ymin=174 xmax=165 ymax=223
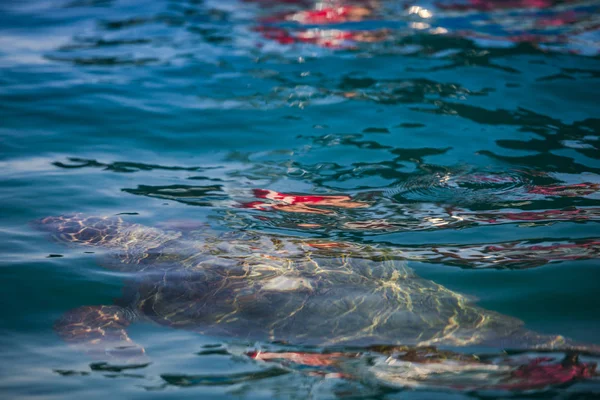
xmin=2 ymin=0 xmax=600 ymax=397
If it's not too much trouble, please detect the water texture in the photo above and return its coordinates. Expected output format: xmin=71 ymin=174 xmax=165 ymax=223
xmin=1 ymin=0 xmax=600 ymax=398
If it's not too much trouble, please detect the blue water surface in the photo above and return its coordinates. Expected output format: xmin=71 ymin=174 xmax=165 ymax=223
xmin=1 ymin=0 xmax=600 ymax=398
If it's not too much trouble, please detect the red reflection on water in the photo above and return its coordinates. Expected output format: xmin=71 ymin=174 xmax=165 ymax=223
xmin=279 ymin=5 xmax=373 ymax=24
xmin=251 ymin=0 xmax=599 ymax=54
xmin=301 ymin=238 xmax=600 ymax=268
xmin=505 ymin=356 xmax=596 ymax=388
xmin=242 ymin=188 xmax=368 ymax=214
xmin=255 ymin=26 xmax=389 ymax=48
xmin=406 ymin=239 xmax=600 ymax=268
xmin=464 ymin=207 xmax=599 ymax=222
xmin=252 ymin=0 xmax=388 ymax=48
xmin=250 ymin=349 xmax=597 ymax=391
xmin=528 ymin=183 xmax=600 ymax=197
xmin=249 ymin=350 xmax=347 ymax=366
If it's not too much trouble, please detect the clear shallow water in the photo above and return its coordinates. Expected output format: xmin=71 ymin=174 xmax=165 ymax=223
xmin=1 ymin=0 xmax=600 ymax=398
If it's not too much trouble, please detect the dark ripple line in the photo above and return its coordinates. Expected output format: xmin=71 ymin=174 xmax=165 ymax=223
xmin=161 ymin=367 xmax=289 ymax=387
xmin=53 ymin=158 xmax=221 ymax=173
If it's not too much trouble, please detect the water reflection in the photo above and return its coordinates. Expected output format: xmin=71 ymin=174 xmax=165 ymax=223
xmin=254 ymin=0 xmax=389 ymax=49
xmin=250 ymin=0 xmax=600 ymax=54
xmin=242 ymin=188 xmax=368 ymax=214
xmin=52 ymin=156 xmax=600 ymax=261
xmin=53 ymin=157 xmax=217 ymax=173
xmin=35 ymin=0 xmax=599 ymax=70
xmin=433 ymin=0 xmax=600 ymax=54
xmin=251 ymin=347 xmax=598 ymax=392
xmin=47 ymin=344 xmax=600 ymax=396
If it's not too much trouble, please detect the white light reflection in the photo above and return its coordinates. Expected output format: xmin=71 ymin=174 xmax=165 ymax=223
xmin=430 ymin=27 xmax=449 ymax=35
xmin=410 ymin=22 xmax=431 ymax=30
xmin=407 ymin=6 xmax=433 ymax=19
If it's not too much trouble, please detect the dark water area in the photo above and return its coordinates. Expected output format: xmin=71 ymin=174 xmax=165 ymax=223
xmin=1 ymin=0 xmax=600 ymax=398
